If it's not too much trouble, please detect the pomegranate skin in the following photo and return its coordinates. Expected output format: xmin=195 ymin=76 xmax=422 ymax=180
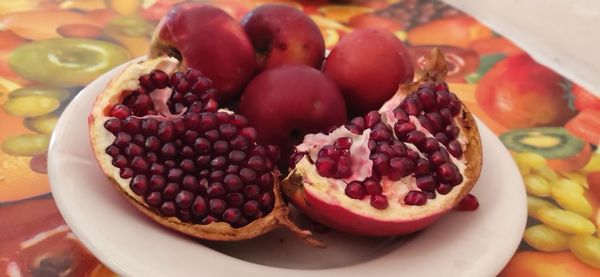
xmin=150 ymin=4 xmax=257 ymax=102
xmin=286 ymin=182 xmax=448 ymax=236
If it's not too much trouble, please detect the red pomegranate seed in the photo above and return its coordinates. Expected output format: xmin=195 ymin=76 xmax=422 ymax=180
xmin=377 ymin=143 xmax=395 ymax=158
xmin=364 ymin=178 xmax=383 ymax=195
xmin=457 ymin=194 xmax=479 ymax=211
xmin=145 ymin=192 xmax=162 ymax=207
xmin=125 ymin=143 xmax=145 ymax=157
xmin=404 ymin=190 xmax=427 ymax=205
xmin=209 ymin=199 xmax=226 ymax=215
xmin=418 ymin=114 xmax=438 ymax=133
xmin=191 ymin=196 xmax=208 ymax=217
xmin=146 ymin=152 xmax=158 ymax=163
xmin=144 ymin=136 xmax=160 ymax=152
xmin=243 ymin=200 xmax=259 ymax=217
xmin=436 ymin=91 xmax=451 ymax=107
xmin=335 ymin=155 xmax=352 ymax=178
xmin=439 ymin=108 xmax=453 ymax=124
xmin=150 ymin=175 xmax=166 ymax=191
xmin=370 ymin=153 xmax=390 ymax=175
xmin=420 ymin=138 xmax=440 ymax=153
xmin=105 ymin=145 xmax=120 ymax=157
xmin=219 ymin=124 xmax=237 ymax=140
xmin=161 ymin=142 xmax=177 ymax=158
xmin=130 ymin=175 xmax=148 ymax=195
xmin=150 ymin=70 xmax=169 ymax=89
xmin=175 ymin=78 xmax=190 ymax=93
xmin=345 ymin=181 xmax=365 ymax=199
xmin=224 ymin=174 xmax=243 ymax=192
xmin=394 ymin=122 xmax=416 ymax=139
xmin=346 ymin=124 xmax=362 ymax=134
xmin=449 ymin=93 xmax=461 ymax=115
xmin=203 ymin=99 xmax=218 ymax=112
xmin=415 ymin=158 xmax=431 ymax=176
xmin=369 ymin=126 xmax=392 ymax=142
xmin=318 ymin=145 xmax=336 ymax=159
xmin=239 ymin=127 xmax=258 ymax=142
xmin=259 ymin=191 xmax=275 ymax=211
xmin=141 ymin=118 xmax=158 ymax=136
xmin=289 ymin=152 xmax=306 ymax=167
xmin=120 ymin=167 xmax=134 ymax=179
xmin=240 ymin=168 xmax=257 ymax=183
xmin=370 ymin=194 xmax=389 ymax=209
xmin=364 ymin=111 xmax=381 ymax=128
xmin=417 ymin=88 xmax=436 ymax=111
xmin=226 ymin=165 xmax=240 ymax=174
xmin=250 ymin=145 xmax=267 ymax=156
xmin=167 ymin=168 xmax=184 ymax=182
xmin=180 ymin=146 xmax=194 ymax=159
xmin=213 ymin=140 xmax=229 ymax=155
xmin=180 ymin=176 xmax=197 ymax=191
xmin=388 ymin=157 xmax=415 ymax=181
xmin=226 ymin=193 xmax=244 ymax=207
xmin=164 ymin=160 xmax=176 ymax=169
xmin=180 ymin=159 xmax=195 ymax=173
xmin=426 ymin=112 xmax=443 ymax=129
xmin=436 ymin=163 xmax=457 ymax=183
xmin=391 ymin=141 xmax=407 ymax=157
xmin=157 ymin=121 xmax=174 ymax=142
xmin=334 ymin=137 xmax=352 ymax=149
xmin=230 ymin=135 xmax=249 ymax=150
xmin=315 ymin=157 xmax=335 ymax=178
xmin=222 ymin=208 xmax=242 ymax=225
xmin=210 ymin=156 xmax=227 ymax=169
xmin=445 ymin=125 xmax=460 ymax=139
xmin=132 ymin=94 xmax=152 ymax=114
xmin=138 ymin=74 xmax=154 ymax=91
xmin=199 ymin=113 xmax=218 ymax=131
xmin=258 ymin=173 xmax=274 ymax=190
xmin=430 ymin=150 xmax=448 ymax=166
xmin=175 ymin=191 xmax=194 ymax=209
xmin=243 ymin=184 xmax=260 ymax=199
xmin=130 ymin=157 xmax=149 ymax=173
xmin=114 ymin=132 xmax=131 ymax=147
xmin=201 ymin=215 xmax=217 ymax=225
xmin=447 ymin=140 xmax=463 ymax=158
xmin=451 ymin=171 xmax=464 ymax=186
xmin=416 ymin=175 xmax=436 ymax=191
xmin=436 ymin=183 xmax=452 ymax=194
xmin=160 ymin=202 xmax=176 ymax=217
xmin=207 ymin=170 xmax=222 ymax=182
xmin=110 ymin=104 xmax=131 ymax=119
xmin=400 ymin=97 xmax=422 ymax=116
xmin=246 ymin=155 xmax=265 ymax=172
xmin=104 ymin=118 xmax=122 ymax=133
xmin=405 ymin=131 xmax=426 ymax=146
xmin=393 ymin=107 xmax=409 ymax=122
xmin=163 ymin=183 xmax=180 ymax=201
xmin=266 ymin=145 xmax=280 ymax=161
xmin=150 ymin=164 xmax=165 ymax=175
xmin=405 ymin=149 xmax=420 ymax=161
xmin=435 ymin=132 xmax=449 ymax=144
xmin=207 ymin=182 xmax=226 ymax=197
xmin=191 ymin=77 xmax=211 ymax=93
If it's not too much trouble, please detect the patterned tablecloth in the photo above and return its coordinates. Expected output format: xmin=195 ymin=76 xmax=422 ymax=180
xmin=1 ymin=0 xmax=599 ymax=276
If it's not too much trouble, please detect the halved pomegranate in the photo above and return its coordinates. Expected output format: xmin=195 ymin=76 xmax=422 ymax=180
xmin=89 ymin=56 xmax=321 ymax=245
xmin=282 ymin=49 xmax=482 ymax=236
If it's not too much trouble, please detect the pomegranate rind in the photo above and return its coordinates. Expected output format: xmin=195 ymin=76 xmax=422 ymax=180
xmin=281 ymin=49 xmax=483 ymax=236
xmin=89 ymin=57 xmax=321 ymax=245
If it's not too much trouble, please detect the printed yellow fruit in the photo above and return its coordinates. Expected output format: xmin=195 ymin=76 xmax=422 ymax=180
xmin=569 ymin=235 xmax=600 ymax=268
xmin=516 ymin=161 xmax=531 ymax=175
xmin=1 ymin=134 xmax=50 ymax=156
xmin=524 ymin=175 xmax=552 ymax=197
xmin=527 ymin=196 xmax=558 ymax=220
xmin=524 ymin=224 xmax=570 ymax=252
xmin=516 ymin=152 xmax=547 ymax=170
xmin=537 ymin=208 xmax=596 ymax=235
xmin=551 ymin=186 xmax=593 ymax=218
xmin=582 ymin=154 xmax=600 ymax=174
xmin=104 ymin=0 xmax=143 ymax=16
xmin=24 ymin=114 xmax=58 ymax=135
xmin=3 ymin=96 xmax=59 ymax=117
xmin=534 ymin=165 xmax=559 ymax=181
xmin=560 ymin=171 xmax=589 ymax=189
xmin=553 ymin=178 xmax=585 ymax=195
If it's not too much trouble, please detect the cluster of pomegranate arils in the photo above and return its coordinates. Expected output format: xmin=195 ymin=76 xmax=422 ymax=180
xmin=291 ymin=82 xmax=466 ymax=209
xmin=103 ymin=68 xmax=280 ymax=228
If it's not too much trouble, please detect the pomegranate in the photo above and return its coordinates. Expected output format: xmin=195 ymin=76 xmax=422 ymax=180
xmin=89 ymin=56 xmax=321 ymax=246
xmin=282 ymin=49 xmax=482 ymax=236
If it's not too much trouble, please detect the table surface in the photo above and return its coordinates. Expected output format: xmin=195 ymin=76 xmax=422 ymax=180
xmin=1 ymin=0 xmax=599 ymax=276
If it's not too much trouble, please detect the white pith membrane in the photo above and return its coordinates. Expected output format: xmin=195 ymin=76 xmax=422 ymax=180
xmin=89 ymin=57 xmax=321 ymax=245
xmin=284 ymin=49 xmax=481 ymax=225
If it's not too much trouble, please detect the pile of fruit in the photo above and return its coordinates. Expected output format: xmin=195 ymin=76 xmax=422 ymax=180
xmin=88 ymin=3 xmax=483 ymax=244
xmin=513 ymin=148 xmax=600 ymax=268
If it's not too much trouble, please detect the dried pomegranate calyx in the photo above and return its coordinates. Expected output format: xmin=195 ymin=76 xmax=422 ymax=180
xmin=89 ymin=57 xmax=322 ymax=246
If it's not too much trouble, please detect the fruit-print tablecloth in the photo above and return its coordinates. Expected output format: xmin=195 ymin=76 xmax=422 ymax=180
xmin=1 ymin=0 xmax=599 ymax=276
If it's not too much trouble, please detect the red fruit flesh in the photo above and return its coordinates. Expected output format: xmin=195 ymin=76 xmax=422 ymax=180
xmin=90 ymin=57 xmax=321 ymax=245
xmin=149 ymin=4 xmax=257 ymax=102
xmin=282 ymin=49 xmax=482 ymax=236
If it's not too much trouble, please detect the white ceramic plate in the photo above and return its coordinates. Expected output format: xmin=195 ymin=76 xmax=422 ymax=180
xmin=48 ymin=59 xmax=527 ymax=277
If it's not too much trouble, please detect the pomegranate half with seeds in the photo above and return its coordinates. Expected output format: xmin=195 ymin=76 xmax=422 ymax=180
xmin=89 ymin=56 xmax=321 ymax=245
xmin=282 ymin=49 xmax=482 ymax=236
